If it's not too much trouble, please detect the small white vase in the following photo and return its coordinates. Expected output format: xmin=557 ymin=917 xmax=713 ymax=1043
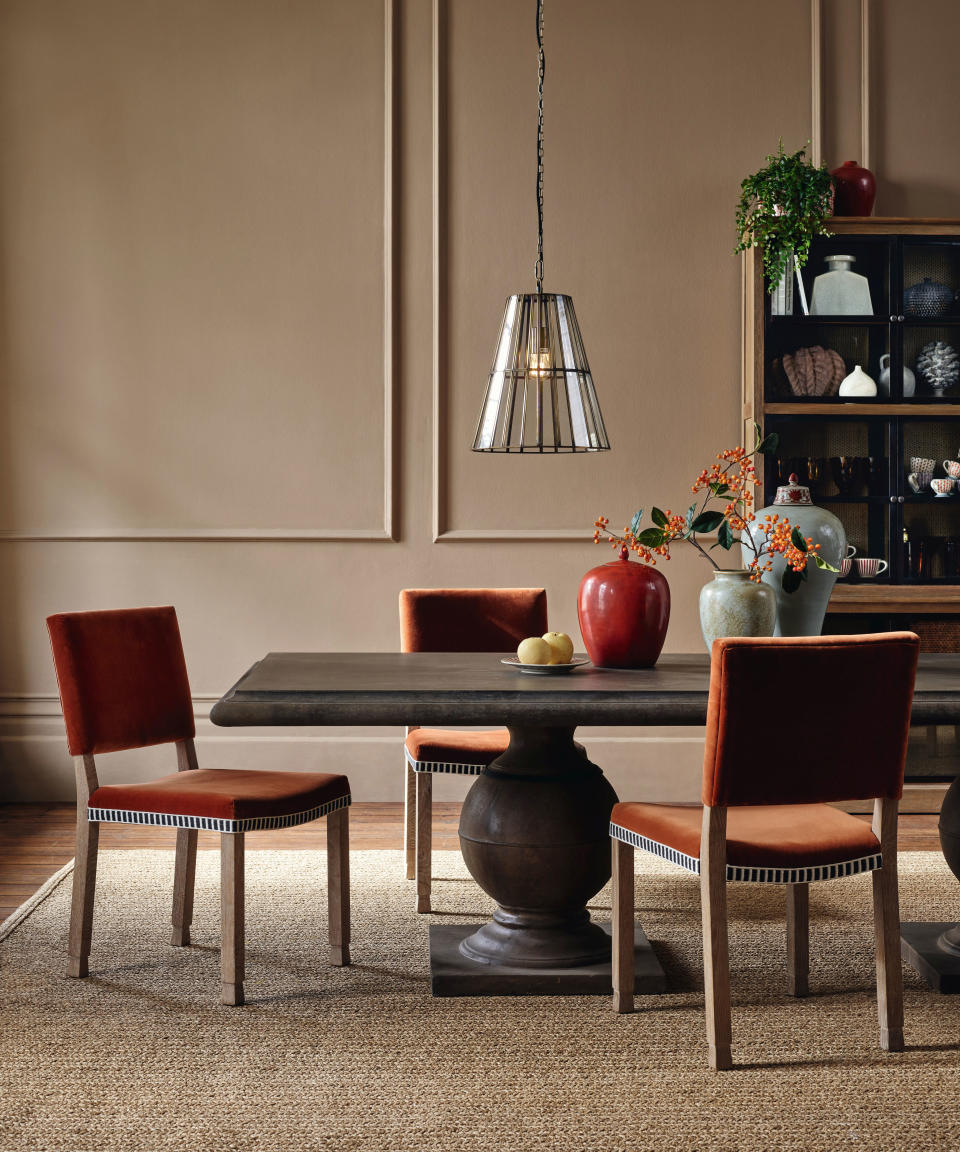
xmin=838 ymin=364 xmax=877 ymax=398
xmin=698 ymin=570 xmax=777 ymax=653
xmin=878 ymin=354 xmax=916 ymax=398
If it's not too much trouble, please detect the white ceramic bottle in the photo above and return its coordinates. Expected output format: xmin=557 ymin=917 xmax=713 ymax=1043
xmin=838 ymin=364 xmax=877 ymax=397
xmin=810 ymin=254 xmax=873 ymax=315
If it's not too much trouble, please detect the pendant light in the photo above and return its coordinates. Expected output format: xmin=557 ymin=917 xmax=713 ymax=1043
xmin=473 ymin=0 xmax=609 ymax=453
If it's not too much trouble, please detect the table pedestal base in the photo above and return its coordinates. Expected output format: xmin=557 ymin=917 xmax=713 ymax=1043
xmin=901 ymin=922 xmax=960 ymax=993
xmin=429 ymin=922 xmax=667 ymax=997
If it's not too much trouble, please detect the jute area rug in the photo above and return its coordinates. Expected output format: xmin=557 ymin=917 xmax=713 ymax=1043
xmin=1 ymin=850 xmax=959 ymax=1152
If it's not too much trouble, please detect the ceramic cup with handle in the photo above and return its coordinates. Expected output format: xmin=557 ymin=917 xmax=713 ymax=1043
xmin=908 ymin=470 xmax=934 ymax=493
xmin=931 ymin=477 xmax=955 ymax=497
xmin=911 ymin=456 xmax=937 ymax=474
xmin=844 ymin=544 xmax=857 ymax=559
xmin=839 ymin=557 xmax=853 ymax=578
xmin=943 ymin=460 xmax=960 ymax=480
xmin=855 ymin=557 xmax=889 ymax=578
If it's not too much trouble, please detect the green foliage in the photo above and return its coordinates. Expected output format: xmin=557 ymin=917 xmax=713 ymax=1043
xmin=635 ymin=527 xmax=665 ymax=548
xmin=757 ymin=432 xmax=779 ymax=455
xmin=651 ymin=507 xmax=668 ymax=528
xmin=691 ymin=510 xmax=725 ymax=534
xmin=734 ymin=141 xmax=834 ymax=294
xmin=781 ymin=565 xmax=806 ymax=594
xmin=790 ymin=526 xmax=807 ymax=553
xmin=717 ymin=520 xmax=735 ymax=550
xmin=630 ymin=509 xmax=645 ymax=536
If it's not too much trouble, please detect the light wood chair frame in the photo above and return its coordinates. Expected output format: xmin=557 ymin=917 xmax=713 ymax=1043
xmin=403 ymin=723 xmax=433 ymax=914
xmin=68 ymin=737 xmax=351 ymax=1006
xmin=611 ymin=796 xmax=903 ymax=1071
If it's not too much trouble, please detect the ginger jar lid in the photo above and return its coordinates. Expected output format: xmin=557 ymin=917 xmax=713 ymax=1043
xmin=773 ymin=473 xmax=813 ymax=506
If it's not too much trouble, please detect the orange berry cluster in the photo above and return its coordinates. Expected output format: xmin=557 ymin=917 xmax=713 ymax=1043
xmin=592 ymin=516 xmax=658 ymax=565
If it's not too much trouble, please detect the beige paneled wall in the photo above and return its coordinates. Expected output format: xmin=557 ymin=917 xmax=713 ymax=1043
xmin=1 ymin=0 xmax=958 ymax=802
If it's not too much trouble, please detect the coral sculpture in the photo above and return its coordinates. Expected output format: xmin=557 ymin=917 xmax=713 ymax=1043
xmin=916 ymin=341 xmax=960 ymax=396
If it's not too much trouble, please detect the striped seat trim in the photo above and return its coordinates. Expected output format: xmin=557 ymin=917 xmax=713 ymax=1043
xmin=88 ymin=793 xmax=351 ymax=834
xmin=403 ymin=747 xmax=486 ymax=776
xmin=609 ymin=821 xmax=882 ymax=885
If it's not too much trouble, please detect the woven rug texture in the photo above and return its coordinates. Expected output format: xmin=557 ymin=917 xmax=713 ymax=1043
xmin=1 ymin=849 xmax=959 ymax=1152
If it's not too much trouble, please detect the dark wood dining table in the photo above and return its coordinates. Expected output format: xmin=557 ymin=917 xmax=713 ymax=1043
xmin=211 ymin=651 xmax=960 ymax=996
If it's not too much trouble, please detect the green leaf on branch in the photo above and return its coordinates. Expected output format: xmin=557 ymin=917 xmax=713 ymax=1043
xmin=790 ymin=526 xmax=807 ymax=553
xmin=814 ymin=555 xmax=838 ymax=572
xmin=691 ymin=510 xmax=725 ymax=534
xmin=757 ymin=433 xmax=779 ymax=455
xmin=781 ymin=566 xmax=804 ymax=594
xmin=718 ymin=520 xmax=735 ymax=550
xmin=651 ymin=507 xmax=668 ymax=528
xmin=635 ymin=528 xmax=665 ymax=547
xmin=630 ymin=509 xmax=645 ymax=536
xmin=709 ymin=482 xmax=732 ymax=497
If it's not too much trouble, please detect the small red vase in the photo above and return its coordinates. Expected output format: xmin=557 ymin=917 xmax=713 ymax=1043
xmin=830 ymin=160 xmax=876 ymax=217
xmin=577 ymin=548 xmax=670 ymax=669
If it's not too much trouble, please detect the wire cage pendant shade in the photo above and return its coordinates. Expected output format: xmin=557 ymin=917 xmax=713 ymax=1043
xmin=473 ymin=292 xmax=609 ymax=452
xmin=473 ymin=0 xmax=609 ymax=454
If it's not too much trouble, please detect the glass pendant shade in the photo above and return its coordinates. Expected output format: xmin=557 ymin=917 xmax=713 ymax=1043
xmin=473 ymin=292 xmax=609 ymax=452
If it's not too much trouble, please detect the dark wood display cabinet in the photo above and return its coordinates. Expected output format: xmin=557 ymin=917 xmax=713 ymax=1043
xmin=743 ymin=218 xmax=960 ymax=809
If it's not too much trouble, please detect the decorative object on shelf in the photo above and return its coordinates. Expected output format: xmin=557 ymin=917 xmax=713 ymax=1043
xmin=908 ymin=470 xmax=934 ymax=494
xmin=743 ymin=475 xmax=846 ymax=636
xmin=878 ymin=353 xmax=916 ymax=398
xmin=777 ymin=345 xmax=845 ymax=397
xmin=839 ymin=557 xmax=853 ymax=578
xmin=931 ymin=478 xmax=955 ymax=498
xmin=734 ymin=141 xmax=833 ymax=310
xmin=905 ymin=277 xmax=953 ymax=318
xmin=809 ymin=254 xmax=873 ymax=315
xmin=473 ymin=0 xmax=608 ymax=454
xmin=577 ymin=545 xmax=669 ymax=668
xmin=593 ymin=429 xmax=836 ymax=652
xmin=944 ymin=460 xmax=960 ymax=480
xmin=911 ymin=455 xmax=937 ymax=474
xmin=829 ymin=160 xmax=876 ymax=216
xmin=698 ymin=570 xmax=777 ymax=651
xmin=855 ymin=557 xmax=889 ymax=578
xmin=838 ymin=363 xmax=877 ymax=397
xmin=769 ymin=256 xmax=794 ymax=316
xmin=916 ymin=341 xmax=960 ymax=397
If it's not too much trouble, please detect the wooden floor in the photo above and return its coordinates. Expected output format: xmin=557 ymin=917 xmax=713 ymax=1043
xmin=0 ymin=802 xmax=943 ymax=923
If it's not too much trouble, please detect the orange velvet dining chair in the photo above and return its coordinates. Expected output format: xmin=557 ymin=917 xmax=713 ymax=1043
xmin=46 ymin=606 xmax=352 ymax=1006
xmin=609 ymin=632 xmax=919 ymax=1071
xmin=399 ymin=588 xmax=548 ymax=912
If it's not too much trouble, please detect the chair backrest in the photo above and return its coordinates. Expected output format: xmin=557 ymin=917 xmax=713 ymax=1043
xmin=399 ymin=588 xmax=548 ymax=653
xmin=47 ymin=606 xmax=195 ymax=756
xmin=702 ymin=632 xmax=919 ymax=807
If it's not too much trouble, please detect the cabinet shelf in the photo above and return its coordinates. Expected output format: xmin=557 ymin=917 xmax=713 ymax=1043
xmin=826 ymin=584 xmax=960 ymax=615
xmin=763 ymin=402 xmax=960 ymax=416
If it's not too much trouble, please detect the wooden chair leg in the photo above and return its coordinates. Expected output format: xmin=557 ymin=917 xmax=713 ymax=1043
xmin=873 ymin=797 xmax=904 ymax=1052
xmin=170 ymin=828 xmax=198 ymax=946
xmin=327 ymin=806 xmax=351 ymax=967
xmin=220 ymin=832 xmax=245 ymax=1006
xmin=404 ymin=758 xmax=417 ymax=881
xmin=786 ymin=882 xmax=809 ymax=997
xmin=67 ymin=813 xmax=99 ymax=978
xmin=415 ymin=771 xmax=432 ymax=914
xmin=701 ymin=806 xmax=732 ymax=1071
xmin=611 ymin=838 xmax=635 ymax=1013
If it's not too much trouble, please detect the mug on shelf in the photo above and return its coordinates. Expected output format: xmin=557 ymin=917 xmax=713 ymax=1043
xmin=908 ymin=470 xmax=934 ymax=493
xmin=844 ymin=544 xmax=857 ymax=559
xmin=944 ymin=460 xmax=960 ymax=480
xmin=855 ymin=557 xmax=889 ymax=578
xmin=911 ymin=456 xmax=937 ymax=474
xmin=839 ymin=557 xmax=853 ymax=578
xmin=931 ymin=477 xmax=956 ymax=497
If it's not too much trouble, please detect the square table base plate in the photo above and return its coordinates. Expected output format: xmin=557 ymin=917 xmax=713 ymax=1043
xmin=901 ymin=922 xmax=960 ymax=993
xmin=429 ymin=922 xmax=667 ymax=997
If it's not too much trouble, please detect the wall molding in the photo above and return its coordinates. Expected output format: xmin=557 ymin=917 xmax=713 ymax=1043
xmin=810 ymin=0 xmax=871 ymax=170
xmin=1 ymin=0 xmax=398 ymax=546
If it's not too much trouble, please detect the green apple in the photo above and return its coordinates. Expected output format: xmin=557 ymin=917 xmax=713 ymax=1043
xmin=542 ymin=631 xmax=574 ymax=664
xmin=517 ymin=636 xmax=552 ymax=665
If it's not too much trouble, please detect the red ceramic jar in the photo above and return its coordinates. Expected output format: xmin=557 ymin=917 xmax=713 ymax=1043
xmin=830 ymin=160 xmax=876 ymax=217
xmin=577 ymin=548 xmax=670 ymax=669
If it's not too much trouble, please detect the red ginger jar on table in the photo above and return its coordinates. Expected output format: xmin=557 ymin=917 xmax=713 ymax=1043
xmin=577 ymin=547 xmax=670 ymax=668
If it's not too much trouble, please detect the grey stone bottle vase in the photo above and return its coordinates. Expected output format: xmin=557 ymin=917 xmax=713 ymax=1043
xmin=698 ymin=570 xmax=777 ymax=652
xmin=742 ymin=474 xmax=846 ymax=636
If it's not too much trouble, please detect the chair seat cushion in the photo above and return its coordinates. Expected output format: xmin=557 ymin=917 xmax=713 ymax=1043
xmin=610 ymin=802 xmax=882 ymax=882
xmin=89 ymin=769 xmax=350 ymax=833
xmin=404 ymin=728 xmax=509 ymax=774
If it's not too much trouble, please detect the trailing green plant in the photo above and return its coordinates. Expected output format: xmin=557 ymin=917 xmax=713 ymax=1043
xmin=734 ymin=141 xmax=834 ymax=293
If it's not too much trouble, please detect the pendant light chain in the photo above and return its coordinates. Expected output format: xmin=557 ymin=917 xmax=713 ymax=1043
xmin=535 ymin=0 xmax=545 ymax=296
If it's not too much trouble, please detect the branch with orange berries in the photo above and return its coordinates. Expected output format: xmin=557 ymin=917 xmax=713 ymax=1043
xmin=592 ymin=424 xmax=837 ymax=593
